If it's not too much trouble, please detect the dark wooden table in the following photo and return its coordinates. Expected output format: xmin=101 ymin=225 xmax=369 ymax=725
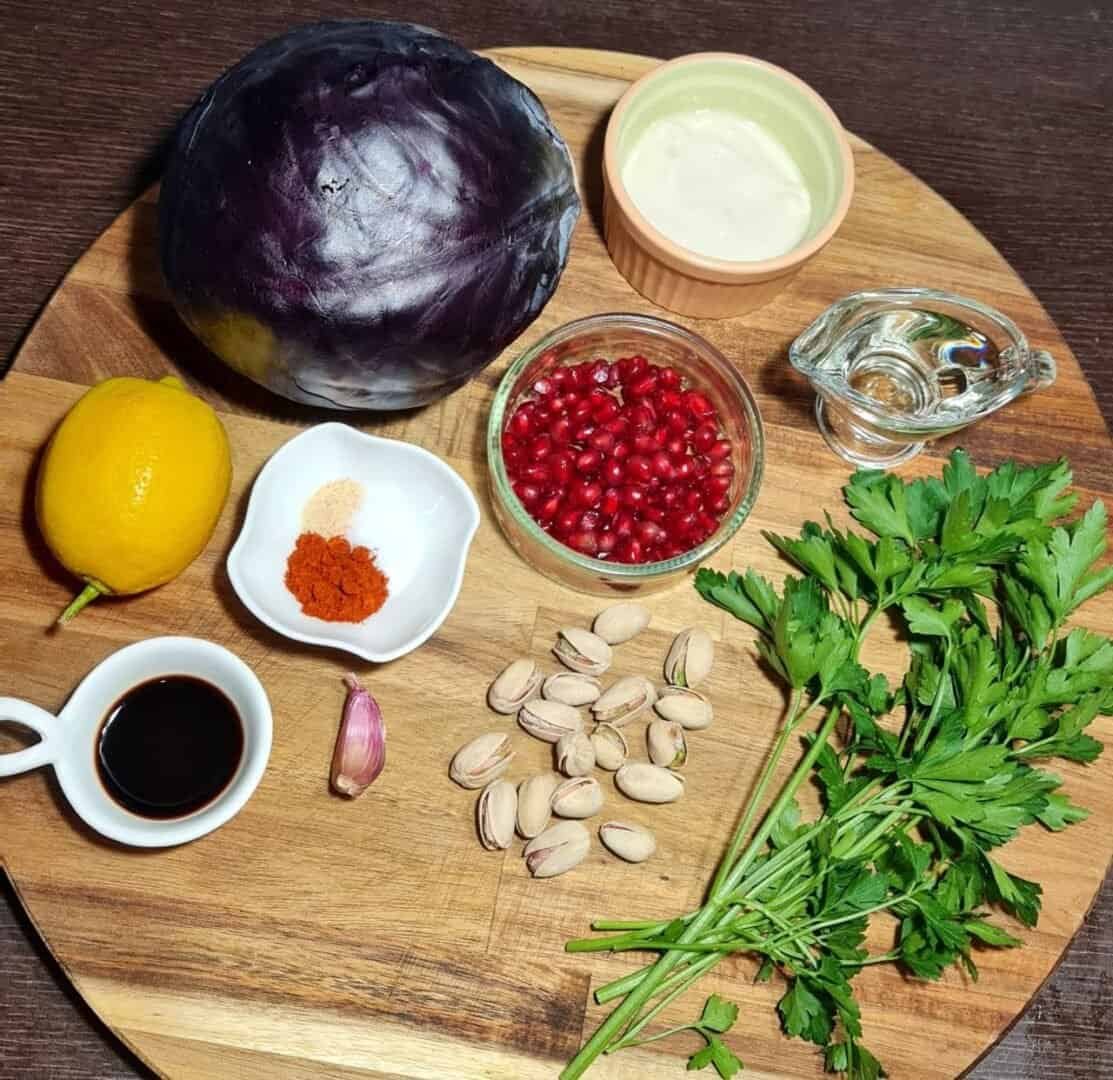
xmin=1 ymin=2 xmax=1110 ymax=1077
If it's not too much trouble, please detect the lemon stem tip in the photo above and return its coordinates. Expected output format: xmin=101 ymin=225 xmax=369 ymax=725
xmin=58 ymin=582 xmax=106 ymax=626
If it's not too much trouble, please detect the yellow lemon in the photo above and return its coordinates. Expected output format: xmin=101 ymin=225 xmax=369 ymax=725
xmin=36 ymin=375 xmax=232 ymax=623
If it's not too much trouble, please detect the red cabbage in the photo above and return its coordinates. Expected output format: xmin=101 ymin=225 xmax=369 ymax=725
xmin=159 ymin=21 xmax=580 ymax=410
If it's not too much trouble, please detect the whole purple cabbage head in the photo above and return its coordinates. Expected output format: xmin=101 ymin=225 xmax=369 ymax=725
xmin=158 ymin=21 xmax=580 ymax=410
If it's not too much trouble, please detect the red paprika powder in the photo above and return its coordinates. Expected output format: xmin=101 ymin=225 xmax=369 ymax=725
xmin=284 ymin=532 xmax=389 ymax=622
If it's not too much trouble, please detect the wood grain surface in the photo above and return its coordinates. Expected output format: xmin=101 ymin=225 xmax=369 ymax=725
xmin=0 ymin=8 xmax=1108 ymax=1077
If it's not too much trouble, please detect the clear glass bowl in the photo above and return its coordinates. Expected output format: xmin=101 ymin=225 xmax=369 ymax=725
xmin=487 ymin=313 xmax=764 ymax=596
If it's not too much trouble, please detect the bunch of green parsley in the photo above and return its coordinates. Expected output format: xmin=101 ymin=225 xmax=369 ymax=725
xmin=561 ymin=451 xmax=1112 ymax=1080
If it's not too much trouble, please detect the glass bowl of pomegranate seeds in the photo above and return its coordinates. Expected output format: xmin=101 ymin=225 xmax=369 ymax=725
xmin=487 ymin=313 xmax=764 ymax=595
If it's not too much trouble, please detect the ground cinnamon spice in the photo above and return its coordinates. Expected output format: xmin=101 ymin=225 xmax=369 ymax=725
xmin=284 ymin=532 xmax=389 ymax=622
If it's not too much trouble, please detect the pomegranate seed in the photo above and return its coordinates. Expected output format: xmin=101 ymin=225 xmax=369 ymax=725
xmin=520 ymin=463 xmax=550 ymax=485
xmin=549 ymin=450 xmax=574 ymax=487
xmin=555 ymin=508 xmax=581 ymax=536
xmin=597 ymin=530 xmax=618 ymax=556
xmin=573 ymin=364 xmax=596 ymax=389
xmin=653 ymin=427 xmax=670 ymax=448
xmin=626 ymin=372 xmax=658 ymax=399
xmin=569 ymin=530 xmax=599 ymax=555
xmin=709 ymin=458 xmax=735 ymax=477
xmin=529 ymin=435 xmax=553 ymax=461
xmin=589 ymin=361 xmax=611 ymax=386
xmin=589 ymin=429 xmax=616 ymax=453
xmin=571 ymin=480 xmax=603 ymax=508
xmin=592 ymin=397 xmax=620 ymax=423
xmin=549 ymin=367 xmax=570 ymax=390
xmin=616 ymin=354 xmax=647 ymax=382
xmin=665 ymin=435 xmax=687 ymax=457
xmin=706 ymin=474 xmax=732 ymax=497
xmin=637 ymin=520 xmax=666 ymax=546
xmin=620 ymin=485 xmax=647 ymax=509
xmin=708 ymin=439 xmax=732 ymax=462
xmin=692 ymin=421 xmax=718 ymax=453
xmin=571 ymin=399 xmax=594 ymax=424
xmin=658 ymin=366 xmax=682 ymax=389
xmin=551 ymin=416 xmax=574 ymax=445
xmin=674 ymin=458 xmax=695 ymax=482
xmin=632 ymin=433 xmax=657 ymax=454
xmin=628 ymin=405 xmax=655 ymax=433
xmin=626 ymin=454 xmax=652 ymax=484
xmin=513 ymin=480 xmax=541 ymax=506
xmin=684 ymin=390 xmax=715 ymax=418
xmin=684 ymin=489 xmax=704 ymax=512
xmin=575 ymin=449 xmax=603 ymax=475
xmin=689 ymin=456 xmax=710 ymax=479
xmin=536 ymin=494 xmax=562 ymax=523
xmin=501 ymin=430 xmax=518 ymax=452
xmin=580 ymin=509 xmax=602 ymax=531
xmin=661 ymin=486 xmax=683 ymax=510
xmin=708 ymin=492 xmax=731 ymax=514
xmin=612 ymin=440 xmax=632 ymax=461
xmin=603 ymin=458 xmax=625 ymax=486
xmin=613 ymin=511 xmax=635 ymax=538
xmin=662 ymin=540 xmax=688 ymax=558
xmin=697 ymin=511 xmax=719 ymax=535
xmin=617 ymin=538 xmax=643 ymax=563
xmin=643 ymin=506 xmax=666 ymax=525
xmin=509 ymin=404 xmax=536 ymax=438
xmin=601 ymin=487 xmax=621 ymax=517
xmin=668 ymin=509 xmax=700 ymax=536
xmin=532 ymin=377 xmax=554 ymax=396
xmin=573 ymin=423 xmax=596 ymax=442
xmin=651 ymin=450 xmax=674 ymax=480
xmin=664 ymin=408 xmax=688 ymax=434
xmin=604 ymin=416 xmax=631 ymax=437
xmin=503 ymin=445 xmax=525 ymax=471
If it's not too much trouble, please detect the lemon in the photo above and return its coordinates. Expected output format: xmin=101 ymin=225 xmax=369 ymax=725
xmin=36 ymin=375 xmax=232 ymax=623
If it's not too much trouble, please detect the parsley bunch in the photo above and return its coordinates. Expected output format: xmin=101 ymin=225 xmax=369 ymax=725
xmin=561 ymin=451 xmax=1112 ymax=1080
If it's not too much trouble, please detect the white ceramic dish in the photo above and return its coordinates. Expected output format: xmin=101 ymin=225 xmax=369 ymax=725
xmin=227 ymin=423 xmax=480 ymax=662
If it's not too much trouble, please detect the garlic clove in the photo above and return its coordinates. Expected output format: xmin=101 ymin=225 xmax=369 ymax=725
xmin=331 ymin=674 xmax=386 ymax=798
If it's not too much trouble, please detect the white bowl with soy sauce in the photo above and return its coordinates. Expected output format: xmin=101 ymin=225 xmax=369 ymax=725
xmin=0 ymin=637 xmax=271 ymax=847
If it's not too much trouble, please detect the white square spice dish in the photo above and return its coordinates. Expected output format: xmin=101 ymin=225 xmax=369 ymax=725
xmin=227 ymin=423 xmax=480 ymax=662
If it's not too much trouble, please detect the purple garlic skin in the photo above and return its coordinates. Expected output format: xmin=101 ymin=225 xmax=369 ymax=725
xmin=331 ymin=674 xmax=386 ymax=797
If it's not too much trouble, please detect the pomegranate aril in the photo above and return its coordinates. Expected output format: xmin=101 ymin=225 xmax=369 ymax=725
xmin=548 ymin=367 xmax=570 ymax=390
xmin=684 ymin=489 xmax=704 ymax=512
xmin=513 ymin=482 xmax=542 ymax=508
xmin=617 ymin=538 xmax=643 ymax=563
xmin=604 ymin=416 xmax=631 ymax=437
xmin=568 ymin=530 xmax=599 ymax=555
xmin=684 ymin=390 xmax=715 ymax=418
xmin=626 ymin=372 xmax=658 ymax=399
xmin=509 ymin=405 xmax=536 ymax=438
xmin=555 ymin=508 xmax=581 ymax=536
xmin=575 ymin=449 xmax=603 ymax=475
xmin=643 ymin=506 xmax=666 ymax=525
xmin=616 ymin=354 xmax=647 ymax=382
xmin=706 ymin=474 xmax=733 ymax=497
xmin=656 ymin=388 xmax=684 ymax=412
xmin=613 ymin=511 xmax=636 ymax=538
xmin=537 ymin=494 xmax=562 ymax=523
xmin=709 ymin=458 xmax=735 ymax=477
xmin=658 ymin=366 xmax=682 ymax=389
xmin=636 ymin=520 xmax=666 ymax=546
xmin=549 ymin=450 xmax=574 ymax=487
xmin=571 ymin=480 xmax=603 ymax=508
xmin=573 ymin=423 xmax=596 ymax=442
xmin=532 ymin=377 xmax=554 ymax=396
xmin=612 ymin=439 xmax=632 ymax=461
xmin=689 ymin=456 xmax=709 ymax=479
xmin=589 ymin=361 xmax=611 ymax=386
xmin=664 ymin=408 xmax=689 ymax=434
xmin=697 ymin=512 xmax=719 ymax=536
xmin=629 ymin=405 xmax=655 ymax=433
xmin=620 ymin=485 xmax=647 ymax=509
xmin=632 ymin=433 xmax=657 ymax=454
xmin=692 ymin=422 xmax=718 ymax=453
xmin=588 ymin=429 xmax=616 ymax=453
xmin=665 ymin=435 xmax=687 ymax=457
xmin=550 ymin=416 xmax=574 ymax=445
xmin=520 ymin=463 xmax=550 ymax=485
xmin=661 ymin=486 xmax=683 ymax=510
xmin=528 ymin=435 xmax=553 ymax=461
xmin=709 ymin=492 xmax=731 ymax=514
xmin=662 ymin=540 xmax=688 ymax=559
xmin=602 ymin=458 xmax=625 ymax=486
xmin=626 ymin=454 xmax=653 ymax=484
xmin=651 ymin=450 xmax=674 ymax=480
xmin=579 ymin=509 xmax=602 ymax=531
xmin=570 ymin=399 xmax=594 ymax=424
xmin=592 ymin=398 xmax=619 ymax=423
xmin=708 ymin=439 xmax=732 ymax=462
xmin=601 ymin=487 xmax=621 ymax=517
xmin=674 ymin=458 xmax=696 ymax=482
xmin=597 ymin=530 xmax=618 ymax=556
xmin=573 ymin=363 xmax=596 ymax=389
xmin=503 ymin=445 xmax=525 ymax=471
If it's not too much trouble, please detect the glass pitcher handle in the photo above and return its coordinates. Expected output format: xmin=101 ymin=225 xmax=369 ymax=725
xmin=1024 ymin=349 xmax=1056 ymax=392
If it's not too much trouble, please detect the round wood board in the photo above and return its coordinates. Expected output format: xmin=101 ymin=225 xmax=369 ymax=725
xmin=1 ymin=46 xmax=1111 ymax=1080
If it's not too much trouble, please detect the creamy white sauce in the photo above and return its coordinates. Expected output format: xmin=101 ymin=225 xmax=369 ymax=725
xmin=622 ymin=108 xmax=812 ymax=262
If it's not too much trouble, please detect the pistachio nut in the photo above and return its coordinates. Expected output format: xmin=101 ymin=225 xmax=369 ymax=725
xmin=517 ymin=771 xmax=562 ymax=839
xmin=551 ymin=775 xmax=605 ymax=819
xmin=599 ymin=820 xmax=657 ymax=863
xmin=487 ymin=658 xmax=543 ymax=714
xmin=542 ymin=671 xmax=602 ymax=707
xmin=555 ymin=730 xmax=596 ymax=777
xmin=663 ymin=627 xmax=714 ymax=688
xmin=553 ymin=627 xmax=613 ymax=676
xmin=590 ymin=722 xmax=628 ymax=771
xmin=592 ymin=675 xmax=657 ymax=727
xmin=647 ymin=718 xmax=688 ymax=769
xmin=449 ymin=731 xmax=515 ymax=789
xmin=477 ymin=779 xmax=517 ymax=850
xmin=654 ymin=686 xmax=713 ymax=730
xmin=524 ymin=820 xmax=591 ymax=879
xmin=519 ymin=698 xmax=584 ymax=743
xmin=615 ymin=762 xmax=685 ymax=804
xmin=592 ymin=602 xmax=651 ymax=645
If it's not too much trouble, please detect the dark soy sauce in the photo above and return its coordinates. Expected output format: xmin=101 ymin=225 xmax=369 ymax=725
xmin=96 ymin=676 xmax=243 ymax=819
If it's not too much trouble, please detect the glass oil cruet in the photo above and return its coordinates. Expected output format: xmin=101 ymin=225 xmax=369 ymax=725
xmin=788 ymin=287 xmax=1057 ymax=467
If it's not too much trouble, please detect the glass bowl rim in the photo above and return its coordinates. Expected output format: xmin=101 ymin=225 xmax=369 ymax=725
xmin=487 ymin=312 xmax=766 ymax=581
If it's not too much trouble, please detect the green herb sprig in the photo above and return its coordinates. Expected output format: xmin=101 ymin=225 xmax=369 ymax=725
xmin=561 ymin=451 xmax=1112 ymax=1080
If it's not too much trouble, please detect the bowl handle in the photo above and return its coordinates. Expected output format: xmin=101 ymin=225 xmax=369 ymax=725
xmin=0 ymin=699 xmax=59 ymax=777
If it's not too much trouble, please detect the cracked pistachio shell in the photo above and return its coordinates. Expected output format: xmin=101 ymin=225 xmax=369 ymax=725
xmin=590 ymin=723 xmax=628 ymax=771
xmin=599 ymin=820 xmax=657 ymax=863
xmin=615 ymin=762 xmax=685 ymax=804
xmin=664 ymin=627 xmax=714 ymax=688
xmin=518 ymin=698 xmax=584 ymax=743
xmin=591 ymin=675 xmax=657 ymax=727
xmin=647 ymin=718 xmax=688 ymax=769
xmin=524 ymin=820 xmax=591 ymax=878
xmin=654 ymin=686 xmax=713 ymax=730
xmin=477 ymin=779 xmax=517 ymax=851
xmin=449 ymin=732 xmax=515 ymax=789
xmin=517 ymin=771 xmax=562 ymax=839
xmin=553 ymin=627 xmax=613 ymax=676
xmin=555 ymin=730 xmax=596 ymax=777
xmin=488 ymin=658 xmax=543 ymax=714
xmin=592 ymin=602 xmax=651 ymax=645
xmin=542 ymin=671 xmax=602 ymax=707
xmin=551 ymin=776 xmax=604 ymax=819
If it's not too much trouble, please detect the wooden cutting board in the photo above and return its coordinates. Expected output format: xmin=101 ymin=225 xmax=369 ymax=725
xmin=1 ymin=46 xmax=1111 ymax=1080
